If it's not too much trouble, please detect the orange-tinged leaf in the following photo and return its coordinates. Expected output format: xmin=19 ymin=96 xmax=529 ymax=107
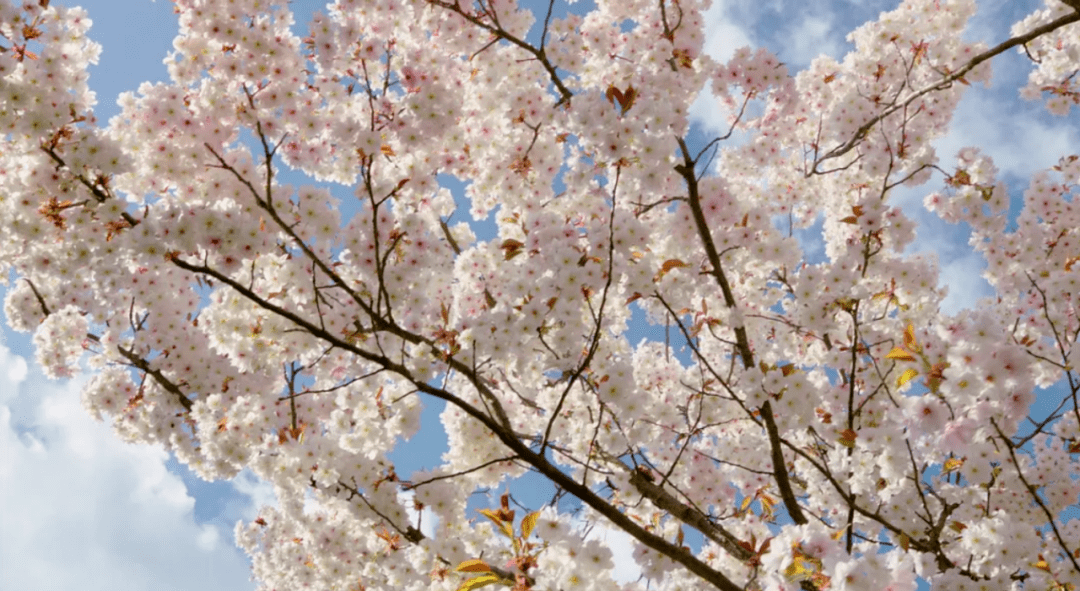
xmin=948 ymin=521 xmax=967 ymax=533
xmin=478 ymin=509 xmax=514 ymax=537
xmin=903 ymin=324 xmax=918 ymax=351
xmin=780 ymin=364 xmax=796 ymax=377
xmin=521 ymin=511 xmax=540 ymax=539
xmin=455 ymin=559 xmax=493 ymax=573
xmin=783 ymin=555 xmax=818 ymax=583
xmin=606 ymin=85 xmax=623 ymax=107
xmin=500 ymin=238 xmax=524 ymax=260
xmin=381 ymin=144 xmax=396 ymax=157
xmin=885 ymin=347 xmax=917 ymax=362
xmin=838 ymin=428 xmax=857 ymax=449
xmin=896 ymin=368 xmax=919 ymax=388
xmin=477 ymin=508 xmax=502 ymax=525
xmin=943 ymin=457 xmax=965 ymax=473
xmin=654 ymin=259 xmax=689 ymax=282
xmin=759 ymin=492 xmax=777 ymax=517
xmin=660 ymin=259 xmax=688 ymax=274
xmin=757 ymin=537 xmax=772 ymax=555
xmin=620 ymin=84 xmax=638 ymax=113
xmin=839 ymin=216 xmax=860 ymax=224
xmin=740 ymin=495 xmax=754 ymax=513
xmin=899 ymin=533 xmax=910 ymax=551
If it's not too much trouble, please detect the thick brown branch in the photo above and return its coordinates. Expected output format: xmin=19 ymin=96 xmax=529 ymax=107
xmin=675 ymin=138 xmax=752 ymax=369
xmin=675 ymin=137 xmax=807 ymax=526
xmin=624 ymin=462 xmax=754 ymax=562
xmin=760 ymin=400 xmax=808 ymax=525
xmin=169 ymin=253 xmax=745 ymax=591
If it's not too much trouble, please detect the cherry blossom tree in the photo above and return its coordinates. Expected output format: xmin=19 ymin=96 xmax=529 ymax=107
xmin=1 ymin=0 xmax=1079 ymax=589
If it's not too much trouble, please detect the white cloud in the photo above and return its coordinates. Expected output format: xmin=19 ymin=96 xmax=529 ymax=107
xmin=231 ymin=468 xmax=278 ymax=521
xmin=937 ymin=252 xmax=992 ymax=316
xmin=6 ymin=352 xmax=26 ymax=383
xmin=701 ymin=0 xmax=754 ymax=64
xmin=400 ymin=488 xmax=439 ymax=539
xmin=690 ymin=1 xmax=755 ymax=137
xmin=933 ymin=91 xmax=1080 ymax=182
xmin=777 ymin=14 xmax=843 ymax=68
xmin=0 ymin=345 xmax=256 ymax=591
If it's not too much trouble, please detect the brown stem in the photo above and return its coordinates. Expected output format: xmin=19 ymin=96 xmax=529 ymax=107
xmin=675 ymin=137 xmax=807 ymax=526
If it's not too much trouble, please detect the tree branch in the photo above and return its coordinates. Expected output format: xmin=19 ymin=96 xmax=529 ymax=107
xmin=813 ymin=9 xmax=1080 ymax=172
xmin=675 ymin=137 xmax=808 ymax=526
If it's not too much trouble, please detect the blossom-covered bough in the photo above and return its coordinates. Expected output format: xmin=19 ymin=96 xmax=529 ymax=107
xmin=2 ymin=0 xmax=1080 ymax=589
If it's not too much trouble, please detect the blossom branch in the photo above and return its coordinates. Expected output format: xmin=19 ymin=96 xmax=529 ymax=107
xmin=115 ymin=344 xmax=194 ymax=413
xmin=541 ymin=165 xmax=620 ymax=454
xmin=813 ymin=9 xmax=1080 ymax=173
xmin=675 ymin=136 xmax=808 ymax=526
xmin=424 ymin=0 xmax=573 ymax=105
xmin=22 ymin=277 xmax=191 ymax=414
xmin=328 ymin=477 xmax=542 ymax=583
xmin=612 ymin=450 xmax=754 ymax=562
xmin=170 ymin=237 xmax=748 ymax=591
xmin=991 ymin=418 xmax=1080 ymax=577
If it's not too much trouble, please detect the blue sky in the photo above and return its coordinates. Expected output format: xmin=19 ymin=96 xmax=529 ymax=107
xmin=0 ymin=1 xmax=1077 ymax=590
